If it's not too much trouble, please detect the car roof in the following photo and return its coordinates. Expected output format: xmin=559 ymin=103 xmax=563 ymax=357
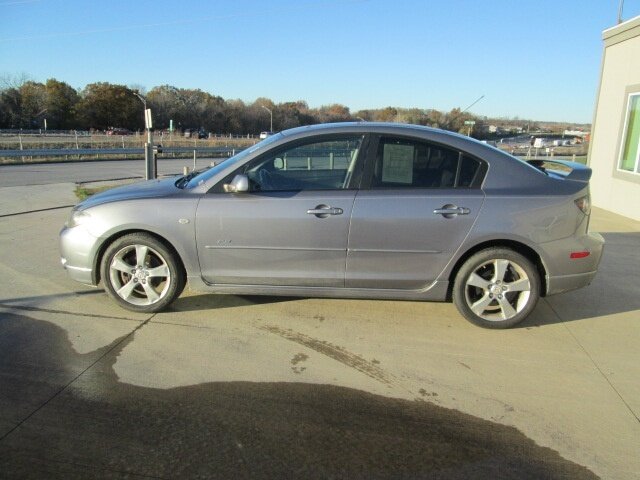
xmin=279 ymin=122 xmax=505 ymax=156
xmin=281 ymin=121 xmax=458 ymax=139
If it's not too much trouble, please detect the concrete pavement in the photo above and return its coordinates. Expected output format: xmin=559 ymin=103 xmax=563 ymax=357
xmin=0 ymin=183 xmax=77 ymax=216
xmin=0 ymin=182 xmax=638 ymax=478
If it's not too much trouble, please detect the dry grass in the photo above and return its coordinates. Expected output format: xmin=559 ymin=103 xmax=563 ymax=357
xmin=74 ymin=184 xmax=114 ymax=200
xmin=0 ymin=133 xmax=257 ymax=150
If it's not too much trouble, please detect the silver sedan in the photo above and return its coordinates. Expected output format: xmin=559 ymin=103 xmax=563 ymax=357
xmin=60 ymin=123 xmax=604 ymax=328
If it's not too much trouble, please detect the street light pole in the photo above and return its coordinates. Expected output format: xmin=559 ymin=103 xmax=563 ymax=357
xmin=261 ymin=105 xmax=273 ymax=133
xmin=133 ymin=92 xmax=152 ymax=144
xmin=134 ymin=92 xmax=155 ymax=179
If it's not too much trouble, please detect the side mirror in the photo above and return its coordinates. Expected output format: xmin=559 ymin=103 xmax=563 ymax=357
xmin=223 ymin=174 xmax=249 ymax=193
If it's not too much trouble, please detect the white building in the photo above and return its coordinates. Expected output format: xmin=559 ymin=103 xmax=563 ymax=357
xmin=589 ymin=15 xmax=640 ymax=221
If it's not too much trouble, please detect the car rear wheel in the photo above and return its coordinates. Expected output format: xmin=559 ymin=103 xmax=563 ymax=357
xmin=453 ymin=248 xmax=540 ymax=328
xmin=101 ymin=233 xmax=185 ymax=313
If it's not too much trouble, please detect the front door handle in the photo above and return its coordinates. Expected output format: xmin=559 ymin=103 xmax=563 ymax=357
xmin=434 ymin=204 xmax=470 ymax=218
xmin=307 ymin=204 xmax=343 ymax=218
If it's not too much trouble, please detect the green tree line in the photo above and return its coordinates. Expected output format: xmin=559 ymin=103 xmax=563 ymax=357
xmin=0 ymin=76 xmax=493 ymax=136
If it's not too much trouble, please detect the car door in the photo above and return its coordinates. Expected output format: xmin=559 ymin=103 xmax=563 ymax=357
xmin=196 ymin=134 xmax=366 ymax=287
xmin=346 ymin=135 xmax=486 ymax=289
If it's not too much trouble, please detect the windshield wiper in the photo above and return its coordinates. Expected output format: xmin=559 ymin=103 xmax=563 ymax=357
xmin=175 ymin=170 xmax=201 ymax=189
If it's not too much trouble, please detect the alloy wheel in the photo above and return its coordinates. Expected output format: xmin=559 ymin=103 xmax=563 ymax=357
xmin=463 ymin=258 xmax=531 ymax=322
xmin=108 ymin=244 xmax=171 ymax=306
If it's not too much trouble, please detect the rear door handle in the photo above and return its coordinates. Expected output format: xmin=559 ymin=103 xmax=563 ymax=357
xmin=307 ymin=204 xmax=343 ymax=218
xmin=433 ymin=204 xmax=470 ymax=218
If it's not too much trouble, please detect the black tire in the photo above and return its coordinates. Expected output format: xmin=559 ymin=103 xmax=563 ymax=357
xmin=453 ymin=248 xmax=540 ymax=329
xmin=100 ymin=233 xmax=185 ymax=313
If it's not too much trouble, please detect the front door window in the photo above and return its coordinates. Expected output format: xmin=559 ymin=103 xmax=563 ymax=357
xmin=243 ymin=136 xmax=364 ymax=192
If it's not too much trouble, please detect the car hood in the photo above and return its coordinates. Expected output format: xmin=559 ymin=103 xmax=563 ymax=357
xmin=77 ymin=177 xmax=181 ymax=210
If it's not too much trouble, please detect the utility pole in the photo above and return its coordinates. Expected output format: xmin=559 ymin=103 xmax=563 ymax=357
xmin=261 ymin=105 xmax=273 ymax=132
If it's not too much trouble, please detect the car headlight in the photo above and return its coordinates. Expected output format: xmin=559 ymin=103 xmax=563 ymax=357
xmin=65 ymin=209 xmax=92 ymax=228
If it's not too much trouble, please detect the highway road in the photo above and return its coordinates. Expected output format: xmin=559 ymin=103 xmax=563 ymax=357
xmin=0 ymin=157 xmax=219 ymax=187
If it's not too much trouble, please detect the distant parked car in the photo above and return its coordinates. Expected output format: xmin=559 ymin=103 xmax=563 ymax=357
xmin=60 ymin=123 xmax=604 ymax=328
xmin=259 ymin=131 xmax=274 ymax=139
xmin=106 ymin=128 xmax=131 ymax=136
xmin=184 ymin=128 xmax=208 ymax=139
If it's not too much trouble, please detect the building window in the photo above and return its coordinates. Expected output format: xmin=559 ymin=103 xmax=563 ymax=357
xmin=619 ymin=93 xmax=640 ymax=173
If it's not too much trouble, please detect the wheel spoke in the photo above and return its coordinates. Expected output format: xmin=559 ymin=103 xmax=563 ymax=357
xmin=497 ymin=296 xmax=517 ymax=319
xmin=117 ymin=278 xmax=137 ymax=300
xmin=470 ymin=294 xmax=493 ymax=316
xmin=506 ymin=278 xmax=530 ymax=292
xmin=467 ymin=273 xmax=490 ymax=290
xmin=111 ymin=257 xmax=132 ymax=273
xmin=135 ymin=245 xmax=149 ymax=266
xmin=493 ymin=259 xmax=510 ymax=282
xmin=146 ymin=264 xmax=169 ymax=278
xmin=141 ymin=282 xmax=160 ymax=303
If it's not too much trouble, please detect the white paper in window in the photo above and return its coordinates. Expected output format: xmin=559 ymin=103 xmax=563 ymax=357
xmin=382 ymin=143 xmax=414 ymax=184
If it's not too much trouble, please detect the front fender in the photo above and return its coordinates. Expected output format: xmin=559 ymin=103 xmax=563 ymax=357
xmin=85 ymin=197 xmax=200 ymax=283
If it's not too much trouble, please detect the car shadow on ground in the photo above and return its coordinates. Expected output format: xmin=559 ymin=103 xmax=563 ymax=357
xmin=169 ymin=293 xmax=297 ymax=312
xmin=0 ymin=312 xmax=599 ymax=479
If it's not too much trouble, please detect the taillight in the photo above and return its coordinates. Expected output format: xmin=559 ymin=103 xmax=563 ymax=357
xmin=574 ymin=195 xmax=590 ymax=215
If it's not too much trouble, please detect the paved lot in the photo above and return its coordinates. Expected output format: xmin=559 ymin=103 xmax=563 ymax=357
xmin=0 ymin=182 xmax=638 ymax=478
xmin=0 ymin=157 xmax=217 ymax=187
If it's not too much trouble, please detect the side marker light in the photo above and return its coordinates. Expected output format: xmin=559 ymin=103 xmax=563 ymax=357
xmin=570 ymin=251 xmax=590 ymax=259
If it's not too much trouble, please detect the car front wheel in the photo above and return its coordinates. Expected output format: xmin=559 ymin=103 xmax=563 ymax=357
xmin=453 ymin=248 xmax=540 ymax=329
xmin=101 ymin=233 xmax=185 ymax=313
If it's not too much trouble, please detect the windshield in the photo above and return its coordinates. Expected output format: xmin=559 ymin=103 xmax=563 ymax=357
xmin=185 ymin=133 xmax=285 ymax=189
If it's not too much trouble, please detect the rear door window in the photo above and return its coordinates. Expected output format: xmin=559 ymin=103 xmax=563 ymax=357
xmin=371 ymin=137 xmax=482 ymax=189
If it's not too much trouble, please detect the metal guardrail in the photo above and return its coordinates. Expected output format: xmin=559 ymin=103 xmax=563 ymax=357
xmin=0 ymin=129 xmax=260 ymax=139
xmin=0 ymin=146 xmax=242 ymax=158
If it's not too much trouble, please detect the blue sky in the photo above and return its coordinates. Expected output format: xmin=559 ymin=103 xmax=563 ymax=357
xmin=1 ymin=0 xmax=639 ymax=123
